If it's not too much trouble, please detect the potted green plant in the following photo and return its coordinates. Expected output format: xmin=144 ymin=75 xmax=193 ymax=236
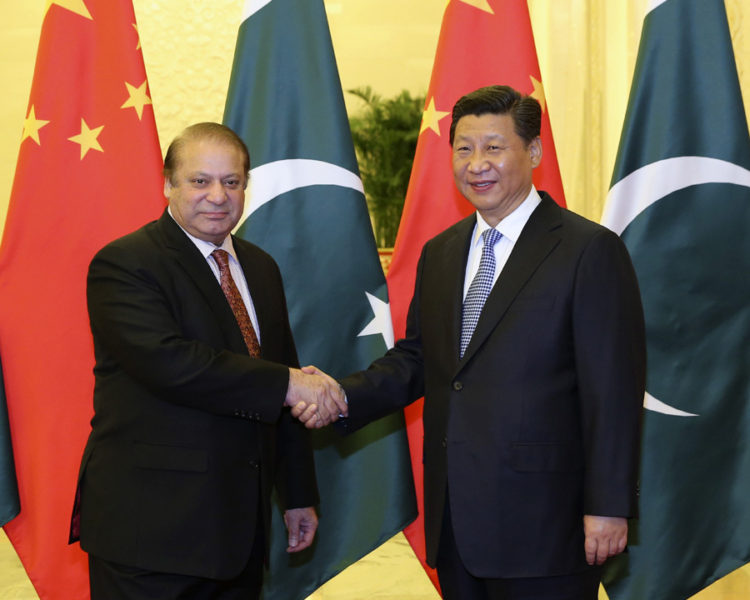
xmin=348 ymin=87 xmax=424 ymax=249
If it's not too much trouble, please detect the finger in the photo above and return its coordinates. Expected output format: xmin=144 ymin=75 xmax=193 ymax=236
xmin=311 ymin=367 xmax=337 ymax=388
xmin=299 ymin=405 xmax=321 ymax=428
xmin=314 ymin=399 xmax=332 ymax=423
xmin=616 ymin=531 xmax=628 ymax=554
xmin=300 ymin=365 xmax=318 ymax=375
xmin=287 ymin=516 xmax=318 ymax=553
xmin=320 ymin=380 xmax=347 ymax=415
xmin=286 ymin=521 xmax=300 ymax=551
xmin=290 ymin=524 xmax=315 ymax=552
xmin=297 ymin=404 xmax=318 ymax=422
xmin=331 ymin=387 xmax=349 ymax=416
xmin=584 ymin=538 xmax=597 ymax=566
xmin=596 ymin=541 xmax=609 ymax=565
xmin=289 ymin=401 xmax=306 ymax=418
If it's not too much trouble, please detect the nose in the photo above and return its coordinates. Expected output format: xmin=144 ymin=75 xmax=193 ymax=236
xmin=205 ymin=181 xmax=227 ymax=204
xmin=467 ymin=151 xmax=489 ymax=173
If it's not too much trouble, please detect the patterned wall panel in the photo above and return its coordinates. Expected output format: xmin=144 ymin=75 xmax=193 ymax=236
xmin=133 ymin=0 xmax=242 ymax=155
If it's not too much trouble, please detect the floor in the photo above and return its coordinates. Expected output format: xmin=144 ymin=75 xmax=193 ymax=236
xmin=2 ymin=528 xmax=749 ymax=599
xmin=0 ymin=530 xmax=35 ymax=599
xmin=0 ymin=530 xmax=439 ymax=600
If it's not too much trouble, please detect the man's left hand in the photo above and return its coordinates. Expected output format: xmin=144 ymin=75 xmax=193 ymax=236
xmin=583 ymin=515 xmax=627 ymax=565
xmin=284 ymin=507 xmax=318 ymax=553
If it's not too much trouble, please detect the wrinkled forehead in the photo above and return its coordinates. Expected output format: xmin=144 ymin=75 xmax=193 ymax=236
xmin=175 ymin=138 xmax=247 ymax=173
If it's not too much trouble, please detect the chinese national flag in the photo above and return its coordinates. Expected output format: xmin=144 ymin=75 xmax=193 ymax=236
xmin=0 ymin=1 xmax=164 ymax=598
xmin=388 ymin=0 xmax=566 ymax=591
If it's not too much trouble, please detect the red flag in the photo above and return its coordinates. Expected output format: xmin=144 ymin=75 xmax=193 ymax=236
xmin=387 ymin=0 xmax=566 ymax=591
xmin=0 ymin=1 xmax=164 ymax=597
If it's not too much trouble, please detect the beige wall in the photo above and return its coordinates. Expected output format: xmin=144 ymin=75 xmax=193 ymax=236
xmin=1 ymin=1 xmax=749 ymax=598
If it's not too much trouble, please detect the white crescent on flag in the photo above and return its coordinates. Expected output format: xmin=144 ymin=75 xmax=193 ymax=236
xmin=602 ymin=156 xmax=750 ymax=236
xmin=602 ymin=155 xmax=750 ymax=417
xmin=236 ymin=158 xmax=364 ymax=228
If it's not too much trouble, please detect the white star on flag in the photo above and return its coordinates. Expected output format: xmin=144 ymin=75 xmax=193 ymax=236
xmin=357 ymin=292 xmax=394 ymax=349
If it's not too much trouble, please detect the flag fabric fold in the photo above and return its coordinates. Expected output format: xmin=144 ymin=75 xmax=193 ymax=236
xmin=223 ymin=1 xmax=416 ymax=598
xmin=0 ymin=353 xmax=20 ymax=527
xmin=0 ymin=1 xmax=165 ymax=598
xmin=385 ymin=0 xmax=566 ymax=589
xmin=601 ymin=1 xmax=750 ymax=598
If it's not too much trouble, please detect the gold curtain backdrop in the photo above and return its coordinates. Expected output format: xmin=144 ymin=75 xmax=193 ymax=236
xmin=0 ymin=1 xmax=748 ymax=598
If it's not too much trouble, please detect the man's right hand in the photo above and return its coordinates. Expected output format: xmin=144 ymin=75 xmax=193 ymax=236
xmin=285 ymin=366 xmax=347 ymax=428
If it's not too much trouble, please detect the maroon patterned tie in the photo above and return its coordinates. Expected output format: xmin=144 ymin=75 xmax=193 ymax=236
xmin=211 ymin=249 xmax=261 ymax=357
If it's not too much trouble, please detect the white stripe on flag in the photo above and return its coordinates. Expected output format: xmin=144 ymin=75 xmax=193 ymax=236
xmin=242 ymin=0 xmax=273 ymax=21
xmin=647 ymin=0 xmax=671 ymax=15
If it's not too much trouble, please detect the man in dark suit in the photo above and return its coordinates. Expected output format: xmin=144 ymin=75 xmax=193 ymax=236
xmin=70 ymin=122 xmax=340 ymax=599
xmin=301 ymin=85 xmax=646 ymax=599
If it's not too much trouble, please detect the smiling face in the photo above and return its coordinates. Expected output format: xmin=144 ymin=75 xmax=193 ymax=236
xmin=451 ymin=112 xmax=542 ymax=227
xmin=164 ymin=137 xmax=247 ymax=245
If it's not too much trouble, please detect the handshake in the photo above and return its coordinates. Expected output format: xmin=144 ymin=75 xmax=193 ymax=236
xmin=284 ymin=366 xmax=348 ymax=429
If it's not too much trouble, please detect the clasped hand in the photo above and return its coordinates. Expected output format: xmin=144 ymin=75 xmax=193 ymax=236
xmin=284 ymin=366 xmax=348 ymax=429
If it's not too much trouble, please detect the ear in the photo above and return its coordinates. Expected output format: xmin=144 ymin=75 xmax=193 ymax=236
xmin=163 ymin=176 xmax=173 ymax=199
xmin=529 ymin=137 xmax=543 ymax=168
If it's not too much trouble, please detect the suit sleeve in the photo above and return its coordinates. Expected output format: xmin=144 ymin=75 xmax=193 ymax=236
xmin=338 ymin=246 xmax=428 ymax=433
xmin=87 ymin=241 xmax=290 ymax=423
xmin=265 ymin=271 xmax=320 ymax=510
xmin=572 ymin=228 xmax=646 ymax=517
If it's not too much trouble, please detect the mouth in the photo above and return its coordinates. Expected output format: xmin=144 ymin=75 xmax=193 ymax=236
xmin=469 ymin=181 xmax=495 ymax=191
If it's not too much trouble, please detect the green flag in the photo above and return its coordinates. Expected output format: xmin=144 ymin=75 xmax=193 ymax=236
xmin=0 ymin=353 xmax=19 ymax=527
xmin=223 ymin=1 xmax=416 ymax=598
xmin=601 ymin=1 xmax=750 ymax=598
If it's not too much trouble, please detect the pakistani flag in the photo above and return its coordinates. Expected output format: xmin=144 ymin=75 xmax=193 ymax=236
xmin=0 ymin=353 xmax=20 ymax=526
xmin=600 ymin=0 xmax=750 ymax=598
xmin=223 ymin=0 xmax=417 ymax=598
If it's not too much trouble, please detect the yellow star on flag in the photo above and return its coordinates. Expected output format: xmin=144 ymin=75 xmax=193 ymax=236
xmin=457 ymin=0 xmax=494 ymax=14
xmin=121 ymin=80 xmax=152 ymax=120
xmin=530 ymin=75 xmax=547 ymax=113
xmin=420 ymin=97 xmax=451 ymax=136
xmin=133 ymin=23 xmax=141 ymax=50
xmin=45 ymin=0 xmax=92 ymax=19
xmin=22 ymin=106 xmax=50 ymax=146
xmin=68 ymin=119 xmax=104 ymax=159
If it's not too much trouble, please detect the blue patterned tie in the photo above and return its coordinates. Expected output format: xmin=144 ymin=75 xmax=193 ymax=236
xmin=461 ymin=228 xmax=502 ymax=357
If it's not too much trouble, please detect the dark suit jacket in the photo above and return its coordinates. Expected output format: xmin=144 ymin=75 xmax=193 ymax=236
xmin=340 ymin=192 xmax=645 ymax=578
xmin=71 ymin=210 xmax=318 ymax=580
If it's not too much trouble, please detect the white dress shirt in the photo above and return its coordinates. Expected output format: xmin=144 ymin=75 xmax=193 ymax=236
xmin=462 ymin=186 xmax=542 ymax=300
xmin=168 ymin=209 xmax=262 ymax=342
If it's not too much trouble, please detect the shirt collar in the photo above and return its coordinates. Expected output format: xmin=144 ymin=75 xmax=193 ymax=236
xmin=471 ymin=186 xmax=542 ymax=248
xmin=167 ymin=207 xmax=237 ymax=261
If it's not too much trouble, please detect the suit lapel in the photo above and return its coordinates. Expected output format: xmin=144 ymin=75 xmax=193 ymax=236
xmin=457 ymin=194 xmax=563 ymax=369
xmin=155 ymin=211 xmax=249 ymax=354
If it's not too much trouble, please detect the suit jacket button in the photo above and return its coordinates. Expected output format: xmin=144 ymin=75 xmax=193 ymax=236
xmin=453 ymin=381 xmax=463 ymax=391
xmin=441 ymin=437 xmax=447 ymax=448
xmin=249 ymin=460 xmax=259 ymax=468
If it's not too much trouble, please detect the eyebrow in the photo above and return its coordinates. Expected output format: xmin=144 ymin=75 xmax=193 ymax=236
xmin=187 ymin=171 xmax=242 ymax=179
xmin=454 ymin=133 xmax=506 ymax=143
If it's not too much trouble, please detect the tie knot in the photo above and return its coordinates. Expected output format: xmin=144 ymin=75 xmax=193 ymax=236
xmin=211 ymin=248 xmax=230 ymax=270
xmin=482 ymin=228 xmax=501 ymax=249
